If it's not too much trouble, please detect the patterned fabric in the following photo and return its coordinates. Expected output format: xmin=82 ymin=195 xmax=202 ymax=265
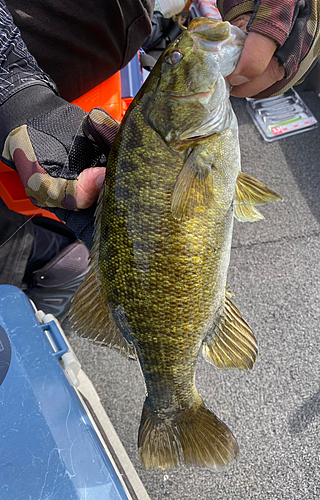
xmin=83 ymin=108 xmax=120 ymax=153
xmin=193 ymin=0 xmax=222 ymax=19
xmin=3 ymin=124 xmax=78 ymax=210
xmin=0 ymin=0 xmax=57 ymax=105
xmin=217 ymin=0 xmax=320 ymax=97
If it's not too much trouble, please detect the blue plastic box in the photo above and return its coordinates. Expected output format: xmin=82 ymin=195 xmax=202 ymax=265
xmin=0 ymin=285 xmax=149 ymax=500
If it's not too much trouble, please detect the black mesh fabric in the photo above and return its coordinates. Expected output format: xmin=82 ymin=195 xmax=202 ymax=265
xmin=28 ymin=103 xmax=104 ymax=179
xmin=51 ymin=204 xmax=97 ymax=249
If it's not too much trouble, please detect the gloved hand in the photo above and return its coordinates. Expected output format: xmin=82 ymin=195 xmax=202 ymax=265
xmin=1 ymin=85 xmax=119 ymax=210
xmin=217 ymin=0 xmax=320 ymax=98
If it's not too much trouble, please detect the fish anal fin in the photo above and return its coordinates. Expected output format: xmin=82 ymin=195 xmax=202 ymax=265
xmin=138 ymin=398 xmax=238 ymax=470
xmin=203 ymin=293 xmax=258 ymax=371
xmin=171 ymin=149 xmax=214 ymax=221
xmin=69 ymin=182 xmax=136 ymax=360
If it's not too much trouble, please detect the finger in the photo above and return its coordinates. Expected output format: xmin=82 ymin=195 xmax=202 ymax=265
xmin=230 ymin=56 xmax=285 ymax=97
xmin=230 ymin=13 xmax=251 ymax=33
xmin=228 ymin=32 xmax=278 ymax=86
xmin=76 ymin=166 xmax=106 ymax=209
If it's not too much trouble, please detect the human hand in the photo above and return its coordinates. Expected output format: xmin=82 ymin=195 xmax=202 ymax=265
xmin=227 ymin=14 xmax=285 ymax=98
xmin=1 ymin=86 xmax=119 ymax=210
xmin=218 ymin=0 xmax=320 ymax=99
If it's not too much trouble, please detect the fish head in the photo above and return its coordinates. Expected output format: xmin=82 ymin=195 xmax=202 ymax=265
xmin=147 ymin=18 xmax=246 ymax=147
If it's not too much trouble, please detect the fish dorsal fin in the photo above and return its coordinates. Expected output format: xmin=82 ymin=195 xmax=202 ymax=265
xmin=202 ymin=291 xmax=258 ymax=370
xmin=171 ymin=149 xmax=214 ymax=221
xmin=234 ymin=171 xmax=282 ymax=222
xmin=69 ymin=183 xmax=137 ymax=360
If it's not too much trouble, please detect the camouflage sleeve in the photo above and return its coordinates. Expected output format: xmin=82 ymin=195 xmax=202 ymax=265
xmin=0 ymin=0 xmax=58 ymax=105
xmin=217 ymin=0 xmax=320 ymax=97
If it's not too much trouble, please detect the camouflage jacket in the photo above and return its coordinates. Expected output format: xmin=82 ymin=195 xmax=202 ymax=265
xmin=217 ymin=0 xmax=320 ymax=97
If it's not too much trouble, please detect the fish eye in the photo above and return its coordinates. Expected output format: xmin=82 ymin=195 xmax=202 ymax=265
xmin=165 ymin=51 xmax=183 ymax=65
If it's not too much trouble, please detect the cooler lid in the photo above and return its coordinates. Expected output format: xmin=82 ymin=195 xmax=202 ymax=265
xmin=0 ymin=285 xmax=136 ymax=500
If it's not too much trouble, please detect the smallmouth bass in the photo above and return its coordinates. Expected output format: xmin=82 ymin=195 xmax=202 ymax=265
xmin=70 ymin=18 xmax=282 ymax=470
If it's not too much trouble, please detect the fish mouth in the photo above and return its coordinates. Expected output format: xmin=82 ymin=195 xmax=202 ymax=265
xmin=170 ymin=82 xmax=218 ymax=106
xmin=188 ymin=19 xmax=246 ymax=77
xmin=188 ymin=18 xmax=246 ymax=48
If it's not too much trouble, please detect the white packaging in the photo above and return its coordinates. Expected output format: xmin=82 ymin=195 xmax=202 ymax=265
xmin=154 ymin=0 xmax=187 ymax=18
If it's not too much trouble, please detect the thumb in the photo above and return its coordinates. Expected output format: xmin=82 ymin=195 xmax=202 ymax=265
xmin=228 ymin=31 xmax=277 ymax=86
xmin=76 ymin=166 xmax=106 ymax=209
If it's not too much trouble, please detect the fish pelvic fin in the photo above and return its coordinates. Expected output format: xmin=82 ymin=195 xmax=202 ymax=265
xmin=202 ymin=293 xmax=258 ymax=370
xmin=69 ymin=184 xmax=136 ymax=360
xmin=138 ymin=398 xmax=239 ymax=470
xmin=171 ymin=149 xmax=214 ymax=221
xmin=234 ymin=171 xmax=282 ymax=222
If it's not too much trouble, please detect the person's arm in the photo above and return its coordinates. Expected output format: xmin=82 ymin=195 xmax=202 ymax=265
xmin=217 ymin=0 xmax=320 ymax=98
xmin=0 ymin=0 xmax=110 ymax=210
xmin=0 ymin=1 xmax=57 ymax=104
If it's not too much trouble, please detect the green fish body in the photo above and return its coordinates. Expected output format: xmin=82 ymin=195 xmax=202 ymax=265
xmin=70 ymin=18 xmax=282 ymax=470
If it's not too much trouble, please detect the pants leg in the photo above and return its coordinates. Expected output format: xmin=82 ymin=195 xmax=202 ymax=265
xmin=0 ymin=204 xmax=34 ymax=287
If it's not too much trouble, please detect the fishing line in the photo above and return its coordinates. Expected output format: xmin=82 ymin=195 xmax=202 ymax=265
xmin=0 ymin=117 xmax=85 ymax=249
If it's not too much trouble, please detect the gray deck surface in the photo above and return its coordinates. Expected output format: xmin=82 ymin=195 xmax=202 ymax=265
xmin=67 ymin=90 xmax=320 ymax=500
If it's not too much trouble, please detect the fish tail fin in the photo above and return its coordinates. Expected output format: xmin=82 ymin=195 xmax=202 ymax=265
xmin=138 ymin=398 xmax=239 ymax=470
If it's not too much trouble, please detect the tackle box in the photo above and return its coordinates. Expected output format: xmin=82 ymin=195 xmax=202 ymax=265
xmin=0 ymin=284 xmax=150 ymax=500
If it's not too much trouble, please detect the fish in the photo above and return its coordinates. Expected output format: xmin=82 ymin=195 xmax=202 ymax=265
xmin=69 ymin=18 xmax=282 ymax=471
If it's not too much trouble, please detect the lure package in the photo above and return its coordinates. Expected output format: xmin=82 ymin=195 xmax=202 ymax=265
xmin=246 ymin=88 xmax=318 ymax=142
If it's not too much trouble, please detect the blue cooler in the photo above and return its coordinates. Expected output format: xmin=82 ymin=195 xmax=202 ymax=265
xmin=0 ymin=285 xmax=150 ymax=500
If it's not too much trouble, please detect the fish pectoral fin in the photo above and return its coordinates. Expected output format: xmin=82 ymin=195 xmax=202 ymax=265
xmin=202 ymin=294 xmax=258 ymax=370
xmin=69 ymin=182 xmax=136 ymax=361
xmin=234 ymin=171 xmax=282 ymax=222
xmin=171 ymin=151 xmax=213 ymax=221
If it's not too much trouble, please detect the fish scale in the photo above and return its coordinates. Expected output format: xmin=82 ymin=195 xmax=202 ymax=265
xmin=70 ymin=17 xmax=282 ymax=470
